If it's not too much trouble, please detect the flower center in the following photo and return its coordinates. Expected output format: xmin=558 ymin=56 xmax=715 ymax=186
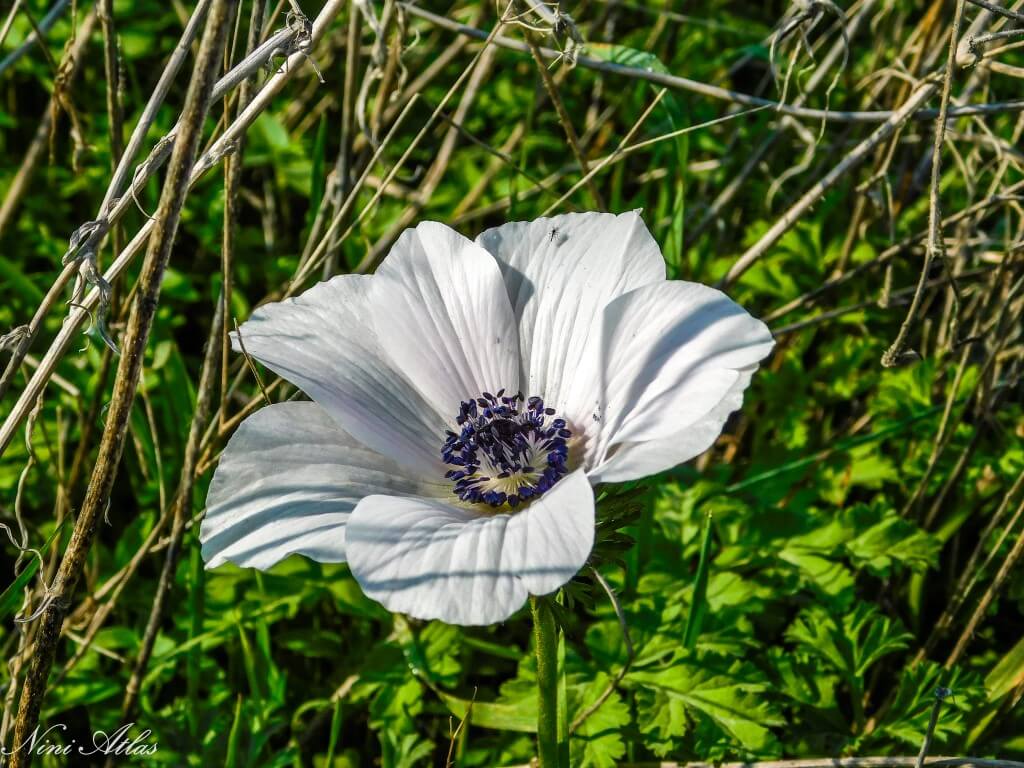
xmin=442 ymin=390 xmax=572 ymax=509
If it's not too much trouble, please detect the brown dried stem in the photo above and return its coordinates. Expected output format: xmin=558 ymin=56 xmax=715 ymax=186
xmin=6 ymin=3 xmax=235 ymax=763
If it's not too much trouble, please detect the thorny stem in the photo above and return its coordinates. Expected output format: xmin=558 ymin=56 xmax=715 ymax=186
xmin=5 ymin=2 xmax=235 ymax=764
xmin=531 ymin=596 xmax=560 ymax=768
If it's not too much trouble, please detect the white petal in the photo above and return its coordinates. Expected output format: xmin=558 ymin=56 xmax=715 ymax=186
xmin=370 ymin=221 xmax=520 ymax=418
xmin=201 ymin=402 xmax=445 ymax=570
xmin=476 ymin=211 xmax=665 ymax=422
xmin=585 ymin=282 xmax=774 ymax=483
xmin=345 ymin=469 xmax=594 ymax=625
xmin=590 ymin=367 xmax=757 ymax=484
xmin=234 ymin=274 xmax=446 ymax=477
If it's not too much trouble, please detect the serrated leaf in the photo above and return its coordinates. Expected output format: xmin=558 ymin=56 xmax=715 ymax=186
xmin=786 ymin=602 xmax=911 ymax=681
xmin=844 ymin=504 xmax=940 ymax=575
xmin=633 ymin=686 xmax=690 ymax=757
xmin=865 ymin=662 xmax=980 ymax=749
xmin=629 ymin=659 xmax=782 ymax=751
xmin=568 ymin=673 xmax=631 ymax=768
xmin=779 ymin=548 xmax=855 ymax=600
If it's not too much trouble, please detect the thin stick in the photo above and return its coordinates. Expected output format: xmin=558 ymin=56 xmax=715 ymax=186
xmin=720 ymin=76 xmax=941 ymax=287
xmin=0 ymin=0 xmax=71 ymax=75
xmin=220 ymin=0 xmax=267 ymax=427
xmin=54 ymin=502 xmax=173 ymax=682
xmin=685 ymin=0 xmax=876 ymax=248
xmin=0 ymin=0 xmax=25 ymax=51
xmin=915 ymin=690 xmax=947 ymax=768
xmin=764 ymin=182 xmax=1024 ymax=322
xmin=946 ymin=494 xmax=1024 ymax=667
xmin=320 ymin=0 xmax=360 ymax=278
xmin=99 ymin=0 xmax=124 ymax=165
xmin=355 ymin=43 xmax=499 ymax=271
xmin=0 ymin=0 xmax=346 ymax=459
xmin=528 ymin=41 xmax=604 ymax=209
xmin=569 ymin=569 xmax=634 ymax=733
xmin=882 ymin=0 xmax=967 ymax=367
xmin=914 ymin=468 xmax=1024 ymax=664
xmin=295 ymin=13 xmax=507 ymax=283
xmin=544 ymin=101 xmax=765 ymax=217
xmin=400 ymin=3 xmax=1024 ymax=124
xmin=5 ymin=5 xmax=235 ymax=762
xmin=0 ymin=0 xmax=314 ymax=404
xmin=233 ymin=320 xmax=272 ymax=406
xmin=0 ymin=8 xmax=97 ymax=239
xmin=116 ymin=293 xmax=224 ymax=730
xmin=965 ymin=0 xmax=1024 ymax=24
xmin=0 ymin=1 xmax=211 ymax=402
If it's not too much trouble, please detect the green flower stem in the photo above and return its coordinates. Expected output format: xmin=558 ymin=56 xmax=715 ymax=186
xmin=531 ymin=595 xmax=560 ymax=768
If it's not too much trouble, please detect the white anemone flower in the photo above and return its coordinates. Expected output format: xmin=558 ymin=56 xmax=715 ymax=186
xmin=200 ymin=211 xmax=773 ymax=626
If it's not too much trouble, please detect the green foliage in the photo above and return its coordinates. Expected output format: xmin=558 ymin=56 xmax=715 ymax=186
xmin=2 ymin=0 xmax=1024 ymax=765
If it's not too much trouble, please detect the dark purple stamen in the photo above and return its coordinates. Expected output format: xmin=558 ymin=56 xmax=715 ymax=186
xmin=442 ymin=391 xmax=571 ymax=508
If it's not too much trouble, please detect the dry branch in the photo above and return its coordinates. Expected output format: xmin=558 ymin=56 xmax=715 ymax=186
xmin=0 ymin=0 xmax=346 ymax=458
xmin=6 ymin=1 xmax=236 ymax=762
xmin=719 ymin=77 xmax=941 ymax=287
xmin=400 ymin=3 xmax=1024 ymax=124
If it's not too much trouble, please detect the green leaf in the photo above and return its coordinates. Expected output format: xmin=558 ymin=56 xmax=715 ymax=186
xmin=224 ymin=696 xmax=243 ymax=768
xmin=866 ymin=662 xmax=980 ymax=749
xmin=255 ymin=112 xmax=291 ymax=152
xmin=726 ymin=406 xmax=944 ymax=494
xmin=558 ymin=625 xmax=570 ymax=767
xmin=844 ymin=505 xmax=941 ymax=575
xmin=683 ymin=513 xmax=713 ymax=649
xmin=398 ymin=619 xmax=463 ymax=688
xmin=778 ymin=547 xmax=855 ymax=601
xmin=435 ymin=690 xmax=537 ymax=733
xmin=325 ymin=697 xmax=343 ymax=766
xmin=985 ymin=634 xmax=1024 ymax=701
xmin=786 ymin=602 xmax=911 ymax=681
xmin=629 ymin=658 xmax=782 ymax=752
xmin=632 ymin=685 xmax=690 ymax=757
xmin=568 ymin=673 xmax=631 ymax=768
xmin=0 ymin=523 xmax=65 ymax=621
xmin=309 ymin=114 xmax=328 ymax=224
xmin=0 ymin=256 xmax=44 ymax=304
